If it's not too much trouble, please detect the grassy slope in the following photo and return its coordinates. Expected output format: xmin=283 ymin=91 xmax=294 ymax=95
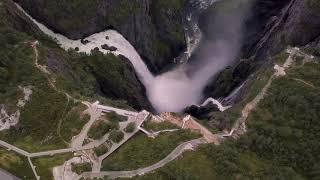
xmin=0 ymin=147 xmax=34 ymax=179
xmin=0 ymin=38 xmax=88 ymax=152
xmin=33 ymin=153 xmax=72 ymax=180
xmin=102 ymin=130 xmax=199 ymax=171
xmin=0 ymin=1 xmax=145 ymax=178
xmin=135 ymin=54 xmax=320 ymax=179
xmin=0 ymin=0 xmax=137 ymax=153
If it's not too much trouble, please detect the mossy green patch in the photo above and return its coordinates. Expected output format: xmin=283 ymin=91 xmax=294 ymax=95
xmin=0 ymin=148 xmax=34 ymax=179
xmin=71 ymin=162 xmax=92 ymax=175
xmin=59 ymin=104 xmax=89 ymax=143
xmin=143 ymin=121 xmax=179 ymax=132
xmin=102 ymin=130 xmax=199 ymax=171
xmin=88 ymin=120 xmax=119 ymax=140
xmin=33 ymin=153 xmax=72 ymax=180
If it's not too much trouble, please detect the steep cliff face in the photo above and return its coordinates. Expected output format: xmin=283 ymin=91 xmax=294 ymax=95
xmin=268 ymin=0 xmax=320 ymax=54
xmin=1 ymin=0 xmax=153 ymax=111
xmin=0 ymin=0 xmax=41 ymax=36
xmin=203 ymin=0 xmax=320 ymax=99
xmin=13 ymin=0 xmax=187 ymax=73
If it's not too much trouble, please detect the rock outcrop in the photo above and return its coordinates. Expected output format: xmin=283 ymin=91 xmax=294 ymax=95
xmin=13 ymin=0 xmax=187 ymax=73
xmin=1 ymin=0 xmax=153 ymax=111
xmin=203 ymin=0 xmax=320 ymax=99
xmin=1 ymin=0 xmax=42 ymax=36
xmin=268 ymin=0 xmax=320 ymax=54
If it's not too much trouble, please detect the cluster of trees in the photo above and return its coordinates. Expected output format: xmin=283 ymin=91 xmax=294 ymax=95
xmin=109 ymin=130 xmax=124 ymax=143
xmin=88 ymin=119 xmax=119 ymax=140
xmin=71 ymin=162 xmax=92 ymax=175
xmin=124 ymin=122 xmax=136 ymax=133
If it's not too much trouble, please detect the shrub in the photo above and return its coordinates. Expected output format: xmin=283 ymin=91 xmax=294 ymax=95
xmin=88 ymin=121 xmax=116 ymax=140
xmin=106 ymin=111 xmax=127 ymax=122
xmin=109 ymin=130 xmax=124 ymax=143
xmin=71 ymin=162 xmax=92 ymax=175
xmin=124 ymin=122 xmax=136 ymax=133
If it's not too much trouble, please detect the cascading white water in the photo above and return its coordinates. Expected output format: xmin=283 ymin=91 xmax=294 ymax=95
xmin=16 ymin=0 xmax=251 ymax=113
xmin=15 ymin=4 xmax=154 ymax=88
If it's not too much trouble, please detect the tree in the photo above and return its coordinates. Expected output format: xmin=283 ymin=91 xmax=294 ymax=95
xmin=124 ymin=122 xmax=136 ymax=133
xmin=109 ymin=130 xmax=124 ymax=143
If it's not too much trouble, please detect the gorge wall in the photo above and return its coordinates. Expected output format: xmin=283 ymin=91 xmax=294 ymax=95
xmin=203 ymin=0 xmax=320 ymax=100
xmin=13 ymin=0 xmax=187 ymax=73
xmin=11 ymin=0 xmax=320 ymax=113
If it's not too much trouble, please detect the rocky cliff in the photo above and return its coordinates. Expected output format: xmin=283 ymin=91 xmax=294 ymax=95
xmin=1 ymin=0 xmax=153 ymax=111
xmin=202 ymin=0 xmax=320 ymax=100
xmin=268 ymin=0 xmax=320 ymax=54
xmin=13 ymin=0 xmax=187 ymax=73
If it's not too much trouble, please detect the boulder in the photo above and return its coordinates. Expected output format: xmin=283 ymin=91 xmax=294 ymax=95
xmin=101 ymin=44 xmax=117 ymax=51
xmin=184 ymin=102 xmax=220 ymax=120
xmin=80 ymin=39 xmax=90 ymax=45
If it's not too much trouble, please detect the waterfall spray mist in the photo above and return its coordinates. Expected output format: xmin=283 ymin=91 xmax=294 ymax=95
xmin=18 ymin=0 xmax=253 ymax=113
xmin=147 ymin=0 xmax=253 ymax=112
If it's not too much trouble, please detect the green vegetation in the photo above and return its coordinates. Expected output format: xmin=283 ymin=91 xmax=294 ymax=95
xmin=0 ymin=39 xmax=72 ymax=151
xmin=136 ymin=54 xmax=320 ymax=179
xmin=204 ymin=65 xmax=274 ymax=131
xmin=307 ymin=0 xmax=320 ymax=11
xmin=124 ymin=122 xmax=136 ymax=133
xmin=144 ymin=121 xmax=179 ymax=132
xmin=71 ymin=162 xmax=92 ymax=175
xmin=274 ymin=51 xmax=290 ymax=64
xmin=88 ymin=120 xmax=119 ymax=140
xmin=109 ymin=130 xmax=124 ymax=143
xmin=85 ymin=52 xmax=147 ymax=110
xmin=59 ymin=104 xmax=89 ymax=143
xmin=33 ymin=153 xmax=72 ymax=180
xmin=135 ymin=142 xmax=302 ymax=180
xmin=21 ymin=0 xmax=98 ymax=34
xmin=105 ymin=112 xmax=128 ymax=122
xmin=0 ymin=148 xmax=34 ymax=179
xmin=150 ymin=0 xmax=186 ymax=62
xmin=0 ymin=2 xmax=91 ymax=152
xmin=0 ymin=0 xmax=140 ymax=153
xmin=49 ymin=49 xmax=138 ymax=110
xmin=94 ymin=143 xmax=110 ymax=157
xmin=104 ymin=0 xmax=141 ymax=27
xmin=243 ymin=61 xmax=320 ymax=178
xmin=102 ymin=130 xmax=199 ymax=171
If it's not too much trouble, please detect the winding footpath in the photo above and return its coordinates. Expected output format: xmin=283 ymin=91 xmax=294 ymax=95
xmin=80 ymin=138 xmax=207 ymax=179
xmin=221 ymin=47 xmax=314 ymax=138
xmin=0 ymin=41 xmax=151 ymax=180
xmin=2 ymin=4 xmax=318 ymax=178
xmin=0 ymin=41 xmax=314 ymax=180
xmin=80 ymin=47 xmax=314 ymax=180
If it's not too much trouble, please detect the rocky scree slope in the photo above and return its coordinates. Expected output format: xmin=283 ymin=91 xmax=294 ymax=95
xmin=13 ymin=0 xmax=187 ymax=73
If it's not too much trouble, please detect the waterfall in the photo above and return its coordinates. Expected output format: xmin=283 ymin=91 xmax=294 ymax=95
xmin=16 ymin=0 xmax=251 ymax=113
xmin=15 ymin=3 xmax=154 ymax=88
